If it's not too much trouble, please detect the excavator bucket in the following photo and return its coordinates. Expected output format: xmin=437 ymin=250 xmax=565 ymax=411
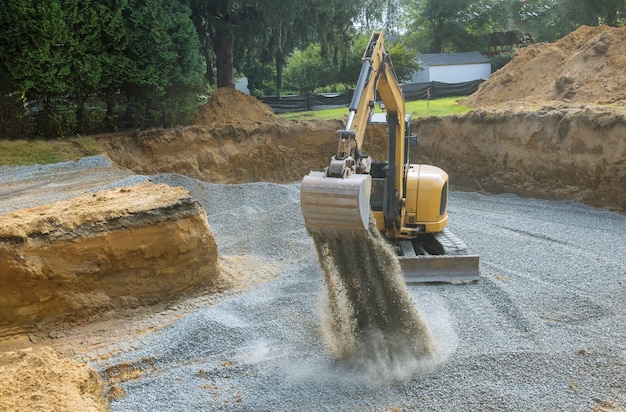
xmin=300 ymin=171 xmax=371 ymax=235
xmin=400 ymin=255 xmax=480 ymax=283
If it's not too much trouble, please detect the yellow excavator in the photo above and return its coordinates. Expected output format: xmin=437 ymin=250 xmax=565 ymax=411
xmin=300 ymin=32 xmax=479 ymax=282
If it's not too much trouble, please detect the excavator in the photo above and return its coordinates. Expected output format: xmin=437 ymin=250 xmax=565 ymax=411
xmin=300 ymin=32 xmax=479 ymax=282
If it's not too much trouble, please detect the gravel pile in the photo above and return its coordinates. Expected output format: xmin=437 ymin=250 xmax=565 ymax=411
xmin=3 ymin=157 xmax=625 ymax=411
xmin=104 ymin=173 xmax=625 ymax=411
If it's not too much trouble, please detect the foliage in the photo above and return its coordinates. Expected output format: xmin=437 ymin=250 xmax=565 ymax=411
xmin=0 ymin=0 xmax=204 ymax=138
xmin=519 ymin=0 xmax=626 ymax=42
xmin=190 ymin=0 xmax=376 ymax=95
xmin=405 ymin=0 xmax=624 ymax=54
xmin=490 ymin=51 xmax=515 ymax=73
xmin=1 ymin=0 xmax=624 ymax=140
xmin=0 ymin=0 xmax=101 ymax=137
xmin=406 ymin=0 xmax=517 ymax=53
xmin=121 ymin=0 xmax=204 ymax=129
xmin=387 ymin=39 xmax=420 ymax=82
xmin=283 ymin=33 xmax=419 ymax=94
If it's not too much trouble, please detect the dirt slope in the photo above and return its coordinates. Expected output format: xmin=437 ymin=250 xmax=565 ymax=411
xmin=464 ymin=25 xmax=626 ymax=107
xmin=99 ymin=87 xmax=625 ymax=213
xmin=0 ymin=182 xmax=219 ymax=330
xmin=416 ymin=105 xmax=626 ymax=212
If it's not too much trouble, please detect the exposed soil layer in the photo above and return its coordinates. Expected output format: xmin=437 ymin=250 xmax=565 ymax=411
xmin=417 ymin=104 xmax=626 ymax=212
xmin=98 ymin=88 xmax=388 ymax=185
xmin=99 ymin=103 xmax=626 ymax=213
xmin=0 ymin=182 xmax=219 ymax=330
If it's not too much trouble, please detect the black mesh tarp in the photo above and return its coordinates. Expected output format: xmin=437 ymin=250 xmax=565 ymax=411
xmin=258 ymin=80 xmax=484 ymax=113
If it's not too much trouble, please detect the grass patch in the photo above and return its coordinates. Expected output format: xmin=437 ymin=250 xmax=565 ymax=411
xmin=406 ymin=97 xmax=471 ymax=118
xmin=1 ymin=97 xmax=472 ymax=166
xmin=279 ymin=97 xmax=471 ymax=121
xmin=280 ymin=107 xmax=348 ymax=121
xmin=0 ymin=136 xmax=104 ymax=166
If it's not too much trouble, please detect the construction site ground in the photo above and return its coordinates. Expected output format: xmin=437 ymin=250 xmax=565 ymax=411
xmin=1 ymin=25 xmax=625 ymax=411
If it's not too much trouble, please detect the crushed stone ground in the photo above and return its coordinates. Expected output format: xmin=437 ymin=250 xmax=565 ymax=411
xmin=6 ymin=162 xmax=623 ymax=410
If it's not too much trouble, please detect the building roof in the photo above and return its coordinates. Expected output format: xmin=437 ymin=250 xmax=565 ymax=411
xmin=418 ymin=52 xmax=489 ymax=66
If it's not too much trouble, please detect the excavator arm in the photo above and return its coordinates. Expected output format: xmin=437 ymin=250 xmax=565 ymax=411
xmin=301 ymin=32 xmax=405 ymax=236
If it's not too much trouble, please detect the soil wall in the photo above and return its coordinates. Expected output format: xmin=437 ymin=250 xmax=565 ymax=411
xmin=415 ymin=106 xmax=626 ymax=212
xmin=0 ymin=183 xmax=219 ymax=330
xmin=99 ymin=108 xmax=625 ymax=214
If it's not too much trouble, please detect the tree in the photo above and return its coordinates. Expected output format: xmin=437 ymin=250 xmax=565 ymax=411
xmin=96 ymin=0 xmax=132 ymax=131
xmin=190 ymin=0 xmax=260 ymax=89
xmin=519 ymin=0 xmax=626 ymax=42
xmin=0 ymin=0 xmax=204 ymax=137
xmin=406 ymin=0 xmax=517 ymax=53
xmin=121 ymin=0 xmax=204 ymax=128
xmin=0 ymin=0 xmax=103 ymax=137
xmin=283 ymin=44 xmax=334 ymax=94
xmin=283 ymin=34 xmax=419 ymax=93
xmin=190 ymin=0 xmax=376 ymax=95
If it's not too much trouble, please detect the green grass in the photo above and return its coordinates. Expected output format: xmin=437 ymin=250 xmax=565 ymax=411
xmin=279 ymin=97 xmax=471 ymax=121
xmin=0 ymin=136 xmax=103 ymax=166
xmin=406 ymin=97 xmax=471 ymax=118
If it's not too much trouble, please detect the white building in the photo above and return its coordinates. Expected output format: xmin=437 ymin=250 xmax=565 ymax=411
xmin=412 ymin=52 xmax=491 ymax=83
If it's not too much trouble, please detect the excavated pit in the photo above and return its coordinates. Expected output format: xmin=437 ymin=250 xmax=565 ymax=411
xmin=1 ymin=25 xmax=626 ymax=410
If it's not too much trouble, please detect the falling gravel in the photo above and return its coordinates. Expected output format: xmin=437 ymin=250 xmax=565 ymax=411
xmin=97 ymin=172 xmax=625 ymax=412
xmin=312 ymin=216 xmax=438 ymax=382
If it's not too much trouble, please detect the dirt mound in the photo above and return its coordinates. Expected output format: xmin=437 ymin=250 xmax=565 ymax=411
xmin=0 ymin=347 xmax=107 ymax=411
xmin=465 ymin=25 xmax=626 ymax=107
xmin=98 ymin=119 xmax=364 ymax=184
xmin=0 ymin=182 xmax=219 ymax=330
xmin=194 ymin=87 xmax=289 ymax=126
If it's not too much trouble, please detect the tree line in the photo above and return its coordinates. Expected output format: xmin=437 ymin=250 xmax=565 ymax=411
xmin=1 ymin=0 xmax=624 ymax=139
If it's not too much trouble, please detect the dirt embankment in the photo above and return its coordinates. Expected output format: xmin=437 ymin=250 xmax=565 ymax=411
xmin=98 ymin=88 xmax=392 ymax=185
xmin=464 ymin=25 xmax=626 ymax=107
xmin=416 ymin=105 xmax=626 ymax=212
xmin=100 ymin=86 xmax=626 ymax=213
xmin=0 ymin=182 xmax=219 ymax=331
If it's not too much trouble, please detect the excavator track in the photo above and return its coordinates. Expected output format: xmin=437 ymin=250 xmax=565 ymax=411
xmin=397 ymin=229 xmax=480 ymax=283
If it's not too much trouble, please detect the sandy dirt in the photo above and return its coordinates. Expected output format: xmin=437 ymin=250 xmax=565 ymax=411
xmin=99 ymin=89 xmax=626 ymax=213
xmin=463 ymin=25 xmax=626 ymax=107
xmin=0 ymin=25 xmax=625 ymax=411
xmin=0 ymin=347 xmax=108 ymax=411
xmin=0 ymin=182 xmax=220 ymax=331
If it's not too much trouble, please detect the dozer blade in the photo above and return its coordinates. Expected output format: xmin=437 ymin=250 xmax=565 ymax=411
xmin=400 ymin=254 xmax=480 ymax=283
xmin=300 ymin=171 xmax=371 ymax=235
